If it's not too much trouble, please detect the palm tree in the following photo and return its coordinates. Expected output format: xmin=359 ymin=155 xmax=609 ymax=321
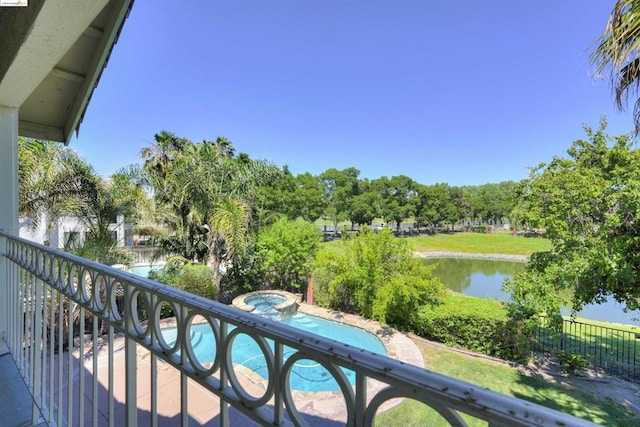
xmin=142 ymin=135 xmax=277 ymax=295
xmin=591 ymin=0 xmax=640 ymax=133
xmin=19 ymin=138 xmax=98 ymax=229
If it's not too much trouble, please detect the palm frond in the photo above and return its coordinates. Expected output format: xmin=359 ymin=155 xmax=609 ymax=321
xmin=591 ymin=0 xmax=640 ymax=130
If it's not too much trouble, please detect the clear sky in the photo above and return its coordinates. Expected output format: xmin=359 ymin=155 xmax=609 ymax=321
xmin=71 ymin=0 xmax=632 ymax=187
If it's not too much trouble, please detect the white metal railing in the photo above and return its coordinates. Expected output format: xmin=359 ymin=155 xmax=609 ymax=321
xmin=0 ymin=231 xmax=595 ymax=426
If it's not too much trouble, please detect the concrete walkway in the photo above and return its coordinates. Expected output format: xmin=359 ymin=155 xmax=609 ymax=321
xmin=0 ymin=339 xmax=46 ymax=427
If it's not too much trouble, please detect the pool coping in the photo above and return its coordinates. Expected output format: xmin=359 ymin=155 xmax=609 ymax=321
xmin=231 ymin=289 xmax=300 ymax=316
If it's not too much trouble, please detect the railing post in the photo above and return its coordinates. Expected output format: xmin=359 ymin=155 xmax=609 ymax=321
xmin=219 ymin=321 xmax=229 ymax=427
xmin=0 ymin=235 xmax=7 ymax=342
xmin=31 ymin=277 xmax=43 ymax=425
xmin=355 ymin=373 xmax=367 ymax=427
xmin=273 ymin=343 xmax=284 ymax=425
xmin=125 ymin=283 xmax=138 ymax=426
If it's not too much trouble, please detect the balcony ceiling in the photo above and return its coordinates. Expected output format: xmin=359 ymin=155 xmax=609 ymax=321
xmin=0 ymin=0 xmax=134 ymax=143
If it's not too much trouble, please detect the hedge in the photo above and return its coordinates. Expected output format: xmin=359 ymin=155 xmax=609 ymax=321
xmin=411 ymin=291 xmax=533 ymax=361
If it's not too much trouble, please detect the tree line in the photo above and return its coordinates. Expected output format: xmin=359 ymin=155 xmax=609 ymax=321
xmin=258 ymin=164 xmax=519 ymax=232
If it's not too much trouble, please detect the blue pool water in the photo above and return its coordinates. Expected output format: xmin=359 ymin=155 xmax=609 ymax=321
xmin=129 ymin=263 xmax=164 ymax=278
xmin=245 ymin=295 xmax=286 ymax=320
xmin=162 ymin=313 xmax=386 ymax=392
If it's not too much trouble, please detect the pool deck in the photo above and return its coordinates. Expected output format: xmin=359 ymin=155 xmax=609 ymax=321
xmin=56 ymin=303 xmax=423 ymax=425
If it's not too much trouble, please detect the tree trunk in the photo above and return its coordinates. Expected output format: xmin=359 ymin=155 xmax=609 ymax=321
xmin=206 ymin=254 xmax=222 ymax=299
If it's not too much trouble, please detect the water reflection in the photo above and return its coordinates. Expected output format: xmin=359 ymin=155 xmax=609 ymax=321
xmin=422 ymin=257 xmax=639 ymax=325
xmin=423 ymin=258 xmax=525 ymax=297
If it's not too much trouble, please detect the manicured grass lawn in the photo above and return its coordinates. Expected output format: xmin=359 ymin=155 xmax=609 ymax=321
xmin=321 ymin=231 xmax=550 ymax=257
xmin=407 ymin=233 xmax=551 ymax=256
xmin=375 ymin=339 xmax=636 ymax=426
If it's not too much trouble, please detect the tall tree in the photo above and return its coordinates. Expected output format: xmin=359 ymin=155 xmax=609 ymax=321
xmin=293 ymin=172 xmax=325 ymax=223
xmin=256 ymin=165 xmax=297 ymax=225
xmin=19 ymin=138 xmax=145 ymax=265
xmin=19 ymin=138 xmax=98 ymax=228
xmin=415 ymin=183 xmax=463 ymax=230
xmin=348 ymin=179 xmax=379 ymax=227
xmin=462 ymin=182 xmax=517 ymax=224
xmin=591 ymin=0 xmax=640 ymax=133
xmin=504 ymin=120 xmax=640 ymax=324
xmin=142 ymin=133 xmax=277 ymax=293
xmin=373 ymin=175 xmax=417 ymax=231
xmin=319 ymin=167 xmax=360 ymax=232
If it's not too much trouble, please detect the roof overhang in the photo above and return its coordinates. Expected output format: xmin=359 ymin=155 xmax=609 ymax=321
xmin=0 ymin=0 xmax=134 ymax=143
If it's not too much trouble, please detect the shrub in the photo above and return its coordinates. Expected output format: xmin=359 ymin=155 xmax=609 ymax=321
xmin=469 ymin=225 xmax=488 ymax=233
xmin=177 ymin=264 xmax=216 ymax=300
xmin=412 ymin=292 xmax=533 ymax=362
xmin=313 ymin=228 xmax=444 ymax=330
xmin=556 ymin=351 xmax=588 ymax=375
xmin=219 ymin=248 xmax=264 ymax=304
xmin=255 ymin=217 xmax=321 ymax=292
xmin=150 ymin=258 xmax=216 ymax=301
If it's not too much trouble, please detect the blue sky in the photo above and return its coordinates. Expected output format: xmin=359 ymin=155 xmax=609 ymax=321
xmin=72 ymin=0 xmax=631 ymax=186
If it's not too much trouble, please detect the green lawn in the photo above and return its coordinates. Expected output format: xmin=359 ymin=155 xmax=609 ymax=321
xmin=407 ymin=233 xmax=551 ymax=256
xmin=321 ymin=231 xmax=551 ymax=257
xmin=375 ymin=339 xmax=636 ymax=426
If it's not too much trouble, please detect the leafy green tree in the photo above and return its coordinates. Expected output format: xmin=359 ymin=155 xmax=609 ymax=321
xmin=462 ymin=181 xmax=518 ymax=224
xmin=373 ymin=175 xmax=417 ymax=231
xmin=504 ymin=120 xmax=640 ymax=325
xmin=591 ymin=0 xmax=640 ymax=133
xmin=348 ymin=179 xmax=379 ymax=227
xmin=319 ymin=167 xmax=360 ymax=232
xmin=313 ymin=228 xmax=444 ymax=328
xmin=255 ymin=217 xmax=322 ymax=292
xmin=293 ymin=172 xmax=326 ymax=222
xmin=142 ymin=133 xmax=277 ymax=294
xmin=415 ymin=183 xmax=464 ymax=230
xmin=256 ymin=165 xmax=297 ymax=225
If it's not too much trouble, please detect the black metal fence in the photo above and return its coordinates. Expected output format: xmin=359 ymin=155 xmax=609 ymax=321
xmin=533 ymin=317 xmax=640 ymax=382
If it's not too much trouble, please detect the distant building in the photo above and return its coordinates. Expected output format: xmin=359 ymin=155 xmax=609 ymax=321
xmin=19 ymin=213 xmax=133 ymax=248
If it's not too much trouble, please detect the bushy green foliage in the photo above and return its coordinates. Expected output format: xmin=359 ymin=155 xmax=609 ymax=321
xmin=313 ymin=228 xmax=444 ymax=329
xmin=70 ymin=238 xmax=132 ymax=266
xmin=255 ymin=217 xmax=321 ymax=291
xmin=149 ymin=258 xmax=216 ymax=300
xmin=469 ymin=225 xmax=488 ymax=233
xmin=556 ymin=351 xmax=588 ymax=375
xmin=507 ymin=120 xmax=640 ymax=321
xmin=218 ymin=246 xmax=263 ymax=304
xmin=412 ymin=292 xmax=533 ymax=361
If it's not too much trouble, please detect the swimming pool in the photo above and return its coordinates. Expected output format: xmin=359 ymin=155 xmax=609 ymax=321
xmin=129 ymin=263 xmax=164 ymax=278
xmin=161 ymin=313 xmax=386 ymax=392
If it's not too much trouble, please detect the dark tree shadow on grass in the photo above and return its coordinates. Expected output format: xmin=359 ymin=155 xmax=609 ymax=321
xmin=510 ymin=371 xmax=636 ymax=426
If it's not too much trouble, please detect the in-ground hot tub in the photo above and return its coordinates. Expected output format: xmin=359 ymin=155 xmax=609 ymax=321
xmin=232 ymin=290 xmax=300 ymax=320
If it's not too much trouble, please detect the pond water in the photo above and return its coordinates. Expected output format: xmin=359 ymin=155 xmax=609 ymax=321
xmin=422 ymin=257 xmax=639 ymax=326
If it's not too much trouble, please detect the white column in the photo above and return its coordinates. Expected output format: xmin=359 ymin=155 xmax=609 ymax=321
xmin=0 ymin=106 xmax=19 ymax=341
